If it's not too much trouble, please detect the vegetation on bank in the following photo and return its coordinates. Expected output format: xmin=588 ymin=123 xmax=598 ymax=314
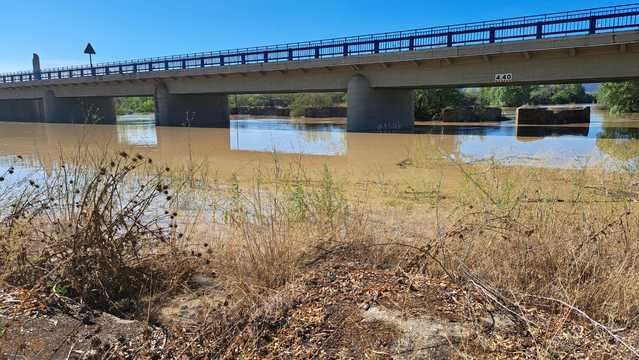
xmin=115 ymin=97 xmax=154 ymax=115
xmin=229 ymin=93 xmax=346 ymax=117
xmin=414 ymin=88 xmax=472 ymax=119
xmin=414 ymin=84 xmax=596 ymax=120
xmin=1 ymin=149 xmax=639 ymax=357
xmin=598 ymin=81 xmax=639 ymax=114
xmin=0 ymin=152 xmax=193 ymax=316
xmin=113 ymin=82 xmax=637 ymax=119
xmin=477 ymin=84 xmax=595 ymax=107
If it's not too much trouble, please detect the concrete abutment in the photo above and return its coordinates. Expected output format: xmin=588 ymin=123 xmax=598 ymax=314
xmin=0 ymin=92 xmax=116 ymax=124
xmin=0 ymin=99 xmax=43 ymax=122
xmin=347 ymin=74 xmax=414 ymax=132
xmin=154 ymin=82 xmax=229 ymax=127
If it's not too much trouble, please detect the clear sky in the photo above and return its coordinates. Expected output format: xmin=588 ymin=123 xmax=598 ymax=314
xmin=0 ymin=0 xmax=630 ymax=73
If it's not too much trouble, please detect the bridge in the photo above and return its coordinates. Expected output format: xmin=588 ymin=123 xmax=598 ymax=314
xmin=1 ymin=4 xmax=638 ymax=131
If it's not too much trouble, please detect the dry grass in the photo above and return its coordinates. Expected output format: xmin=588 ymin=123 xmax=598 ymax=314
xmin=0 ymin=150 xmax=195 ymax=317
xmin=2 ymin=148 xmax=639 ymax=357
xmin=441 ymin=161 xmax=639 ymax=325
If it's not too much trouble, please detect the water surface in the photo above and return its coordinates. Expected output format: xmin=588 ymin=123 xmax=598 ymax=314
xmin=1 ymin=108 xmax=639 ymax=182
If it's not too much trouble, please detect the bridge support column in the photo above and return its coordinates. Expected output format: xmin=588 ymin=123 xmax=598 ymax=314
xmin=154 ymin=82 xmax=229 ymax=127
xmin=347 ymin=74 xmax=414 ymax=132
xmin=43 ymin=91 xmax=116 ymax=124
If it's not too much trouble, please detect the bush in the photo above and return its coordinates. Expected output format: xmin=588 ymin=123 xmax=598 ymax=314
xmin=478 ymin=86 xmax=534 ymax=107
xmin=115 ymin=97 xmax=155 ymax=115
xmin=229 ymin=93 xmax=345 ymax=116
xmin=479 ymin=85 xmax=593 ymax=107
xmin=598 ymin=81 xmax=639 ymax=114
xmin=414 ymin=88 xmax=469 ymax=119
xmin=530 ymin=84 xmax=594 ymax=105
xmin=0 ymin=152 xmax=193 ymax=316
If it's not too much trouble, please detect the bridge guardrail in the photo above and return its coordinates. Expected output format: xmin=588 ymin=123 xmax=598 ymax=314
xmin=1 ymin=3 xmax=638 ymax=84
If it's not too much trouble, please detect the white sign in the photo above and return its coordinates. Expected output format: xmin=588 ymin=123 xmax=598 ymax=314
xmin=495 ymin=73 xmax=513 ymax=82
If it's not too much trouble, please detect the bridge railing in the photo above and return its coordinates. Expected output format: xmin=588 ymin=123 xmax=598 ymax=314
xmin=2 ymin=3 xmax=639 ymax=84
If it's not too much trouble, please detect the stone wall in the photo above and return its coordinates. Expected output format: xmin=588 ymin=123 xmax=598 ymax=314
xmin=516 ymin=106 xmax=591 ymax=125
xmin=304 ymin=107 xmax=347 ymax=118
xmin=440 ymin=106 xmax=503 ymax=122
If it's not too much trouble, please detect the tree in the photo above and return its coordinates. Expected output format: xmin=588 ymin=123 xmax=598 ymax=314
xmin=598 ymin=81 xmax=639 ymax=114
xmin=289 ymin=93 xmax=345 ymax=117
xmin=529 ymin=84 xmax=593 ymax=105
xmin=414 ymin=88 xmax=468 ymax=119
xmin=478 ymin=86 xmax=535 ymax=107
xmin=115 ymin=97 xmax=154 ymax=115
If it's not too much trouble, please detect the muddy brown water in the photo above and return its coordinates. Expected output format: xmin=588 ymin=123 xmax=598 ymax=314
xmin=1 ymin=107 xmax=639 ymax=183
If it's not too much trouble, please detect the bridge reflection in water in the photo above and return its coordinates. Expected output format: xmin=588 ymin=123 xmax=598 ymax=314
xmin=1 ymin=109 xmax=639 ymax=178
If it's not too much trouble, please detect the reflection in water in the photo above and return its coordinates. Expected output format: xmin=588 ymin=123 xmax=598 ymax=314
xmin=229 ymin=119 xmax=347 ymax=156
xmin=117 ymin=115 xmax=158 ymax=147
xmin=515 ymin=125 xmax=590 ymax=139
xmin=0 ymin=108 xmax=639 ymax=178
xmin=596 ymin=127 xmax=639 ymax=162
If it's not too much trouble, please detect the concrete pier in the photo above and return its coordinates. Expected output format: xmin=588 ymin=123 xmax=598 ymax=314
xmin=347 ymin=75 xmax=414 ymax=132
xmin=43 ymin=91 xmax=116 ymax=124
xmin=516 ymin=106 xmax=591 ymax=125
xmin=155 ymin=83 xmax=229 ymax=127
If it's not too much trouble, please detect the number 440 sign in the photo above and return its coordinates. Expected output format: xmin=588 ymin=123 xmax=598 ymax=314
xmin=495 ymin=73 xmax=513 ymax=82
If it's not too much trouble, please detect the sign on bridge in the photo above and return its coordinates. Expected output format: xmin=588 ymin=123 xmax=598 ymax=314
xmin=495 ymin=73 xmax=513 ymax=83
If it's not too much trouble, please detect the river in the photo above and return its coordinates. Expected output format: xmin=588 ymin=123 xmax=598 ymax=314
xmin=1 ymin=106 xmax=638 ymax=182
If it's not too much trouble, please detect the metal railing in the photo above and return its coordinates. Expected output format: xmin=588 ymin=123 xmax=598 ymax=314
xmin=1 ymin=3 xmax=639 ymax=84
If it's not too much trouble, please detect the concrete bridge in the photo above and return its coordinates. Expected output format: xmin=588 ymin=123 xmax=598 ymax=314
xmin=1 ymin=4 xmax=639 ymax=131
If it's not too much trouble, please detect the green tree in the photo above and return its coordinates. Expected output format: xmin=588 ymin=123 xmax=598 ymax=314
xmin=289 ymin=93 xmax=345 ymax=117
xmin=115 ymin=97 xmax=154 ymax=115
xmin=414 ymin=88 xmax=468 ymax=119
xmin=598 ymin=81 xmax=639 ymax=114
xmin=478 ymin=86 xmax=535 ymax=107
xmin=529 ymin=84 xmax=593 ymax=105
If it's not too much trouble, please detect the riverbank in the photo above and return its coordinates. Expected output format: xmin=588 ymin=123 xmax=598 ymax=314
xmin=1 ymin=149 xmax=639 ymax=358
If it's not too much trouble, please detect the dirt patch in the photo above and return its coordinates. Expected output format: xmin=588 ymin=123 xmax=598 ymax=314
xmin=0 ymin=287 xmax=165 ymax=359
xmin=2 ymin=250 xmax=638 ymax=359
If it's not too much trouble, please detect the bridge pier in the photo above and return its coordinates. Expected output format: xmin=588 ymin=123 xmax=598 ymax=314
xmin=347 ymin=75 xmax=414 ymax=132
xmin=43 ymin=91 xmax=116 ymax=124
xmin=154 ymin=83 xmax=229 ymax=127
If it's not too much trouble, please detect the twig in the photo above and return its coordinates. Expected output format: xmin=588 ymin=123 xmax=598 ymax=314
xmin=523 ymin=294 xmax=639 ymax=358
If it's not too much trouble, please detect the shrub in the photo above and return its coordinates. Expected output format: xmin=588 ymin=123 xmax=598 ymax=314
xmin=0 ymin=152 xmax=193 ymax=316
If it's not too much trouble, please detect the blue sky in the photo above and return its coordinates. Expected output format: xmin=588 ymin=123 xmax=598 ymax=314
xmin=0 ymin=0 xmax=628 ymax=73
